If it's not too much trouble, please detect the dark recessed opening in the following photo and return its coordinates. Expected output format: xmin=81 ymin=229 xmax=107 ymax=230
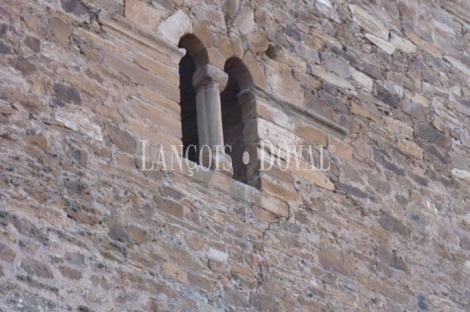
xmin=222 ymin=57 xmax=254 ymax=184
xmin=178 ymin=35 xmax=208 ymax=164
xmin=178 ymin=51 xmax=198 ymax=163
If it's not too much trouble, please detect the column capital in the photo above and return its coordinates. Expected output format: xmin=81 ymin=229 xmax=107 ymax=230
xmin=193 ymin=64 xmax=228 ymax=92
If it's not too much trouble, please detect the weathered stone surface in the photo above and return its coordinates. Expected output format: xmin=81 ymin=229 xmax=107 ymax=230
xmin=265 ymin=64 xmax=304 ymax=106
xmin=310 ymin=65 xmax=356 ymax=90
xmin=397 ymin=139 xmax=423 ymax=159
xmin=54 ymin=83 xmax=82 ymax=105
xmin=162 ymin=261 xmax=188 ymax=283
xmin=59 ymin=266 xmax=83 ymax=279
xmin=0 ymin=243 xmax=15 ymax=262
xmin=351 ymin=69 xmax=373 ymax=91
xmin=0 ymin=0 xmax=469 ymax=311
xmin=222 ymin=0 xmax=239 ymax=19
xmin=349 ymin=5 xmax=389 ymax=39
xmin=444 ymin=56 xmax=470 ymax=76
xmin=24 ymin=36 xmax=41 ymax=52
xmin=157 ymin=10 xmax=192 ymax=45
xmin=61 ymin=0 xmax=88 ymax=17
xmin=336 ymin=182 xmax=368 ymax=199
xmin=125 ymin=0 xmax=162 ymax=32
xmin=55 ymin=109 xmax=104 ymax=141
xmin=318 ymin=247 xmax=355 ymax=276
xmin=390 ymin=33 xmax=416 ymax=53
xmin=20 ymin=258 xmax=53 ymax=279
xmin=406 ymin=32 xmax=441 ymax=58
xmin=414 ymin=124 xmax=452 ymax=149
xmin=0 ymin=40 xmax=12 ymax=54
xmin=376 ymin=246 xmax=410 ymax=274
xmin=14 ymin=57 xmax=37 ymax=75
xmin=379 ymin=214 xmax=411 ymax=238
xmin=452 ymin=168 xmax=470 ymax=181
xmin=234 ymin=7 xmax=254 ymax=35
xmin=322 ymin=52 xmax=351 ymax=78
xmin=350 ymin=101 xmax=379 ymax=122
xmin=383 ymin=117 xmax=413 ymax=139
xmin=48 ymin=17 xmax=73 ymax=44
xmin=365 ymin=34 xmax=396 ymax=55
xmin=246 ymin=30 xmax=269 ymax=54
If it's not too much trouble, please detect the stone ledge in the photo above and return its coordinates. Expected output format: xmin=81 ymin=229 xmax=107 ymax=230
xmin=254 ymin=88 xmax=348 ymax=139
xmin=98 ymin=9 xmax=185 ymax=63
xmin=137 ymin=157 xmax=290 ymax=219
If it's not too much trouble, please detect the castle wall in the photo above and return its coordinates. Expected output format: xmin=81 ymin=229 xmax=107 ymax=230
xmin=0 ymin=0 xmax=469 ymax=310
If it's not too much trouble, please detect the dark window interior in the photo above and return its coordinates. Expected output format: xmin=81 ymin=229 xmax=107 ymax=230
xmin=222 ymin=58 xmax=246 ymax=183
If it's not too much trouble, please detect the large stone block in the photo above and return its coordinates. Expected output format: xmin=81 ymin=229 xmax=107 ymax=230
xmin=265 ymin=64 xmax=304 ymax=107
xmin=349 ymin=4 xmax=389 ymax=39
xmin=124 ymin=0 xmax=163 ymax=32
xmin=157 ymin=10 xmax=192 ymax=45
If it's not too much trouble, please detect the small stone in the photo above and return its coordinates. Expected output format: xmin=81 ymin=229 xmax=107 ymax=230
xmin=414 ymin=124 xmax=452 ymax=149
xmin=107 ymin=221 xmax=130 ymax=243
xmin=59 ymin=266 xmax=82 ymax=279
xmin=125 ymin=0 xmax=162 ymax=32
xmin=405 ymin=32 xmax=441 ymax=58
xmin=265 ymin=64 xmax=304 ymax=106
xmin=444 ymin=56 xmax=470 ymax=77
xmin=55 ymin=110 xmax=104 ymax=141
xmin=48 ymin=17 xmax=73 ymax=43
xmin=222 ymin=0 xmax=239 ymax=19
xmin=383 ymin=117 xmax=413 ymax=139
xmin=376 ymin=246 xmax=410 ymax=273
xmin=376 ymin=85 xmax=399 ymax=108
xmin=379 ymin=214 xmax=410 ymax=238
xmin=349 ymin=5 xmax=390 ymax=39
xmin=64 ymin=252 xmax=85 ymax=266
xmin=162 ymin=261 xmax=188 ymax=283
xmin=157 ymin=10 xmax=192 ymax=45
xmin=61 ymin=0 xmax=88 ymax=16
xmin=322 ymin=52 xmax=351 ymax=78
xmin=281 ymin=221 xmax=301 ymax=234
xmin=310 ymin=65 xmax=356 ymax=90
xmin=234 ymin=7 xmax=254 ymax=35
xmin=14 ymin=57 xmax=37 ymax=75
xmin=54 ymin=83 xmax=82 ymax=105
xmin=298 ymin=45 xmax=320 ymax=64
xmin=71 ymin=149 xmax=88 ymax=167
xmin=20 ymin=257 xmax=53 ymax=279
xmin=24 ymin=36 xmax=41 ymax=52
xmin=452 ymin=168 xmax=470 ymax=181
xmin=0 ymin=242 xmax=15 ymax=262
xmin=208 ymin=248 xmax=228 ymax=262
xmin=185 ymin=234 xmax=205 ymax=251
xmin=390 ymin=33 xmax=416 ymax=53
xmin=365 ymin=34 xmax=395 ymax=55
xmin=336 ymin=182 xmax=368 ymax=199
xmin=246 ymin=30 xmax=268 ymax=54
xmin=107 ymin=125 xmax=137 ymax=154
xmin=397 ymin=139 xmax=423 ymax=160
xmin=318 ymin=247 xmax=355 ymax=276
xmin=0 ymin=40 xmax=12 ymax=54
xmin=351 ymin=69 xmax=373 ymax=91
xmin=27 ymin=134 xmax=48 ymax=150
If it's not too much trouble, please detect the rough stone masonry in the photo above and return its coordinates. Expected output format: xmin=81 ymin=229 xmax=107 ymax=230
xmin=0 ymin=0 xmax=469 ymax=311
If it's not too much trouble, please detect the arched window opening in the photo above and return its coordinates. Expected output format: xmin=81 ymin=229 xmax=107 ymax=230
xmin=222 ymin=58 xmax=255 ymax=184
xmin=178 ymin=35 xmax=208 ymax=163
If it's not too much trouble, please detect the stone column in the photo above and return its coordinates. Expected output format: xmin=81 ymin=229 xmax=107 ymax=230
xmin=237 ymin=89 xmax=259 ymax=184
xmin=193 ymin=64 xmax=233 ymax=177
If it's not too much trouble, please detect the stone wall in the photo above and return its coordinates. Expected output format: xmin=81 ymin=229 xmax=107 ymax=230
xmin=0 ymin=0 xmax=469 ymax=310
